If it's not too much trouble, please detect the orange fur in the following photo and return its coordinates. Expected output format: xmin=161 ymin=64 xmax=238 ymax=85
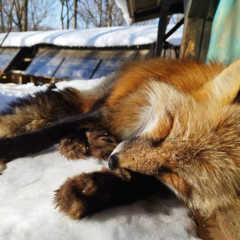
xmin=106 ymin=58 xmax=224 ymax=106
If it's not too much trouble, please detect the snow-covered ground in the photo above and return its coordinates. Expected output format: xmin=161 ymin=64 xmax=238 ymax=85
xmin=0 ymin=23 xmax=182 ymax=48
xmin=0 ymin=80 xmax=201 ymax=240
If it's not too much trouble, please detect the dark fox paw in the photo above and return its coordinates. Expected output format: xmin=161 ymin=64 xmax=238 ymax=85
xmin=55 ymin=173 xmax=95 ymax=219
xmin=54 ymin=169 xmax=163 ymax=220
xmin=55 ymin=171 xmax=114 ymax=219
xmin=54 ymin=169 xmax=132 ymax=219
xmin=58 ymin=130 xmax=118 ymax=160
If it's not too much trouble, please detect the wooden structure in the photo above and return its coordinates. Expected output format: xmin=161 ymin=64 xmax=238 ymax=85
xmin=126 ymin=0 xmax=184 ymax=56
xmin=127 ymin=0 xmax=220 ymax=61
xmin=0 ymin=44 xmax=153 ymax=85
xmin=0 ymin=0 xmax=220 ymax=85
xmin=0 ymin=46 xmax=37 ymax=83
xmin=127 ymin=0 xmax=184 ymax=23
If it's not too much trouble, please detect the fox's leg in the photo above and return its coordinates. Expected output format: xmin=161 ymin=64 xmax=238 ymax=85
xmin=0 ymin=87 xmax=84 ymax=137
xmin=0 ymin=110 xmax=103 ymax=165
xmin=0 ymin=72 xmax=116 ymax=138
xmin=58 ymin=129 xmax=90 ymax=160
xmin=58 ymin=129 xmax=119 ymax=160
xmin=55 ymin=169 xmax=170 ymax=219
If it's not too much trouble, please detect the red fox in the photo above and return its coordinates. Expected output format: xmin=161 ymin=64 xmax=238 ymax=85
xmin=0 ymin=58 xmax=240 ymax=239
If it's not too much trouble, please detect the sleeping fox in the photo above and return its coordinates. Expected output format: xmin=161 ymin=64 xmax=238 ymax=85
xmin=0 ymin=57 xmax=240 ymax=239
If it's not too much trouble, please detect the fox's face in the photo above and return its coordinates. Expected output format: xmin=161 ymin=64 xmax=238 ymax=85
xmin=109 ymin=59 xmax=240 ymax=216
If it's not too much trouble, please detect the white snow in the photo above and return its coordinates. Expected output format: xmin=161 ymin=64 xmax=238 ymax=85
xmin=0 ymin=26 xmax=158 ymax=48
xmin=0 ymin=24 xmax=182 ymax=49
xmin=0 ymin=79 xmax=200 ymax=240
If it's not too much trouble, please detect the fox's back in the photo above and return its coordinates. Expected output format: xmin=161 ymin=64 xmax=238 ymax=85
xmin=104 ymin=59 xmax=225 ymax=139
xmin=106 ymin=58 xmax=224 ymax=106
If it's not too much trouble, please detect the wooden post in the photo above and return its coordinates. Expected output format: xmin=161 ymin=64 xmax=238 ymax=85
xmin=180 ymin=0 xmax=219 ymax=61
xmin=155 ymin=0 xmax=170 ymax=56
xmin=19 ymin=75 xmax=23 ymax=84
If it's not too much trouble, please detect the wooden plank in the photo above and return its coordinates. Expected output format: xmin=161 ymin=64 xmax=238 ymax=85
xmin=198 ymin=0 xmax=219 ymax=61
xmin=180 ymin=17 xmax=204 ymax=59
xmin=199 ymin=19 xmax=212 ymax=61
xmin=155 ymin=0 xmax=170 ymax=56
xmin=188 ymin=0 xmax=210 ymax=18
xmin=136 ymin=0 xmax=156 ymax=12
xmin=131 ymin=0 xmax=183 ymax=22
xmin=180 ymin=0 xmax=219 ymax=61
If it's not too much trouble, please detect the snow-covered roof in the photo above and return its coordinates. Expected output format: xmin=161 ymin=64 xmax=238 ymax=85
xmin=0 ymin=24 xmax=182 ymax=48
xmin=0 ymin=25 xmax=157 ymax=48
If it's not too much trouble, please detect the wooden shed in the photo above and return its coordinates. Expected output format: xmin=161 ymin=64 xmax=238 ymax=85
xmin=0 ymin=44 xmax=153 ymax=85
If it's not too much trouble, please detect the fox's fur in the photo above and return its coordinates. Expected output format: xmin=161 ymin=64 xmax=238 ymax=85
xmin=1 ymin=58 xmax=240 ymax=239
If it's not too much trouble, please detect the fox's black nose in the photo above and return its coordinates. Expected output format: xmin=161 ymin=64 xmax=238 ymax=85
xmin=108 ymin=154 xmax=119 ymax=170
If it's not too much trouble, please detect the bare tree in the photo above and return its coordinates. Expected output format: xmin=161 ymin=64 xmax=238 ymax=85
xmin=77 ymin=0 xmax=125 ymax=29
xmin=0 ymin=0 xmax=126 ymax=32
xmin=59 ymin=0 xmax=73 ymax=29
xmin=29 ymin=0 xmax=54 ymax=30
xmin=0 ymin=2 xmax=15 ymax=47
xmin=73 ymin=0 xmax=78 ymax=29
xmin=1 ymin=0 xmax=15 ymax=32
xmin=59 ymin=0 xmax=125 ymax=30
xmin=1 ymin=0 xmax=55 ymax=32
xmin=22 ymin=0 xmax=28 ymax=31
xmin=0 ymin=0 xmax=5 ymax=32
xmin=60 ymin=0 xmax=64 ymax=29
xmin=11 ymin=0 xmax=29 ymax=31
xmin=0 ymin=0 xmax=29 ymax=31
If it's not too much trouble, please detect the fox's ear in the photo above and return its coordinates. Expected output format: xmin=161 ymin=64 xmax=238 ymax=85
xmin=194 ymin=58 xmax=240 ymax=104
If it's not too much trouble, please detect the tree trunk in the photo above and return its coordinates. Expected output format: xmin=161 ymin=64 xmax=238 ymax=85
xmin=60 ymin=0 xmax=64 ymax=29
xmin=0 ymin=0 xmax=5 ymax=32
xmin=66 ymin=0 xmax=70 ymax=29
xmin=108 ymin=0 xmax=113 ymax=27
xmin=105 ymin=0 xmax=109 ymax=26
xmin=73 ymin=0 xmax=78 ymax=29
xmin=22 ymin=0 xmax=28 ymax=31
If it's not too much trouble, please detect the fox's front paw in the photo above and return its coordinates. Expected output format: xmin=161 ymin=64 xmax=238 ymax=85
xmin=58 ymin=130 xmax=118 ymax=160
xmin=55 ymin=173 xmax=101 ymax=219
xmin=54 ymin=169 xmax=162 ymax=220
xmin=54 ymin=169 xmax=131 ymax=219
xmin=58 ymin=137 xmax=88 ymax=160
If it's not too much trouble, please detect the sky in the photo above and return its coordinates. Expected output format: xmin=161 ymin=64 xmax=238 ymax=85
xmin=41 ymin=1 xmax=62 ymax=30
